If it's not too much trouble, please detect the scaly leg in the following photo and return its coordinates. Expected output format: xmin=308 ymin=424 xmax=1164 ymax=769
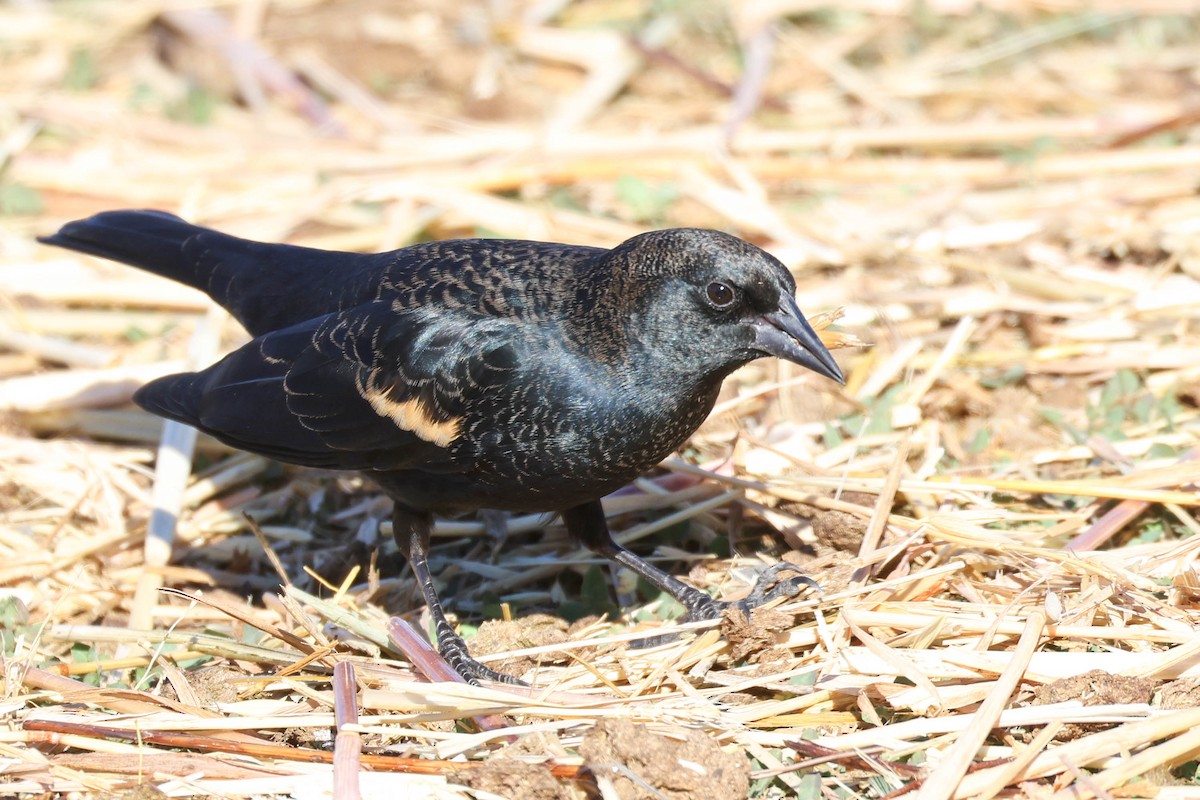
xmin=561 ymin=500 xmax=816 ymax=623
xmin=392 ymin=504 xmax=521 ymax=685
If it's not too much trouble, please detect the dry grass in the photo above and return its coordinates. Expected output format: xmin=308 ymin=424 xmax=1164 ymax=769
xmin=2 ymin=1 xmax=1200 ymax=797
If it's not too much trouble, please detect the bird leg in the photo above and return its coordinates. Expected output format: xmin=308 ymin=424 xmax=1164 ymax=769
xmin=561 ymin=500 xmax=817 ymax=624
xmin=391 ymin=504 xmax=522 ymax=685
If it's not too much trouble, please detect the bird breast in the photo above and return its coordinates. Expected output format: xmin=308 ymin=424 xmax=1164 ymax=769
xmin=463 ymin=365 xmax=721 ymax=495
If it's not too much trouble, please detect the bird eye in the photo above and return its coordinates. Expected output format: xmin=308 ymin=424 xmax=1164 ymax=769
xmin=705 ymin=281 xmax=736 ymax=309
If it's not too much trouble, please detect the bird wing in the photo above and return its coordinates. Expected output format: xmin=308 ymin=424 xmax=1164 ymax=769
xmin=40 ymin=210 xmax=605 ymax=337
xmin=136 ymin=303 xmax=522 ymax=472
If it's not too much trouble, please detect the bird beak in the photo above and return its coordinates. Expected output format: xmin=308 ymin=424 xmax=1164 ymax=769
xmin=751 ymin=294 xmax=845 ymax=384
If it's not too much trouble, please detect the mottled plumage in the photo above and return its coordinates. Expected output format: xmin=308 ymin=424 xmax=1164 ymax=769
xmin=40 ymin=210 xmax=844 ymax=683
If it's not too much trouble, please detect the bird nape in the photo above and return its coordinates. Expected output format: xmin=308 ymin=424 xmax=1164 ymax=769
xmin=40 ymin=210 xmax=845 ymax=684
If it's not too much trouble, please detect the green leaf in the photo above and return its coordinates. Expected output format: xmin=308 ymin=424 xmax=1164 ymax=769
xmin=864 ymin=384 xmax=904 ymax=436
xmin=472 ymin=226 xmax=509 ymax=239
xmin=0 ymin=183 xmax=44 ymax=216
xmin=547 ymin=187 xmax=586 ymax=212
xmin=980 ymin=365 xmax=1026 ymax=389
xmin=797 ymin=772 xmax=823 ymax=800
xmin=616 ymin=175 xmax=678 ymax=223
xmin=124 ymin=325 xmax=149 ymax=343
xmin=71 ymin=641 xmax=102 ymax=687
xmin=823 ymin=422 xmax=844 ymax=449
xmin=789 ymin=670 xmax=819 ymax=686
xmin=965 ymin=428 xmax=991 ymax=454
xmin=166 ymin=84 xmax=218 ymax=125
xmin=652 ymin=591 xmax=685 ymax=621
xmin=1147 ymin=443 xmax=1179 ymax=460
xmin=558 ymin=566 xmax=618 ymax=622
xmin=1039 ymin=407 xmax=1086 ymax=444
xmin=1134 ymin=519 xmax=1168 ymax=544
xmin=65 ymin=48 xmax=99 ymax=91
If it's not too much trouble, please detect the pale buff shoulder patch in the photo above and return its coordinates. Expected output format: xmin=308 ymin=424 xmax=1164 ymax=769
xmin=363 ymin=389 xmax=462 ymax=447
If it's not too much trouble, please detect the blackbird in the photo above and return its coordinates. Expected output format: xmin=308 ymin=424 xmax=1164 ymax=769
xmin=40 ymin=210 xmax=844 ymax=683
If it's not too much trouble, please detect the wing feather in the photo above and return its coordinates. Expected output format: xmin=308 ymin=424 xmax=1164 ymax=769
xmin=135 ymin=304 xmax=521 ymax=473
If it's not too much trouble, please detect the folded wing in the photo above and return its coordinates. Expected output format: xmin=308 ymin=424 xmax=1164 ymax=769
xmin=135 ymin=304 xmax=522 ymax=472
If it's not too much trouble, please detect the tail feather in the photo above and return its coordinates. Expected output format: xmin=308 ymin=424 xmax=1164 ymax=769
xmin=38 ymin=210 xmax=212 ymax=293
xmin=133 ymin=371 xmax=205 ymax=429
xmin=39 ymin=210 xmax=393 ymax=335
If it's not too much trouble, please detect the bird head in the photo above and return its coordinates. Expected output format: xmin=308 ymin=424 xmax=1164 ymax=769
xmin=597 ymin=229 xmax=845 ymax=385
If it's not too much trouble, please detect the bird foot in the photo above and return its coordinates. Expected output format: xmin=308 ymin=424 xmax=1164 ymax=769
xmin=718 ymin=560 xmax=820 ymax=619
xmin=633 ymin=562 xmax=818 ymax=648
xmin=683 ymin=561 xmax=819 ymax=622
xmin=438 ymin=631 xmax=528 ymax=687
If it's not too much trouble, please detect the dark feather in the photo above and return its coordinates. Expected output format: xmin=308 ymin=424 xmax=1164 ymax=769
xmin=41 ymin=209 xmax=846 ymax=684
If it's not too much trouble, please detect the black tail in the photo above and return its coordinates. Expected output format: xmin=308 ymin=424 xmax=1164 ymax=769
xmin=38 ymin=210 xmax=220 ymax=295
xmin=39 ymin=210 xmax=392 ymax=336
xmin=133 ymin=371 xmax=206 ymax=429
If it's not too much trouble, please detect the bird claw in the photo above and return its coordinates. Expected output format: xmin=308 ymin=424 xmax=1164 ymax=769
xmin=685 ymin=561 xmax=820 ymax=623
xmin=735 ymin=561 xmax=821 ymax=611
xmin=630 ymin=562 xmax=819 ymax=649
xmin=449 ymin=656 xmax=528 ymax=687
xmin=439 ymin=634 xmax=528 ymax=687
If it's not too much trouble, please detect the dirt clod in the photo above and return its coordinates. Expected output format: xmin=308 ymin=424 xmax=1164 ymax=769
xmin=1033 ymin=670 xmax=1155 ymax=706
xmin=721 ymin=604 xmax=794 ymax=663
xmin=469 ymin=613 xmax=572 ymax=679
xmin=449 ymin=759 xmax=573 ymax=800
xmin=1029 ymin=670 xmax=1156 ymax=740
xmin=1158 ymin=678 xmax=1200 ymax=710
xmin=808 ymin=491 xmax=878 ymax=553
xmin=102 ymin=785 xmax=169 ymax=800
xmin=579 ymin=718 xmax=749 ymax=800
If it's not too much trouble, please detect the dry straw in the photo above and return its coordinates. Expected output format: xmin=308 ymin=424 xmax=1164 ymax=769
xmin=2 ymin=1 xmax=1200 ymax=798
